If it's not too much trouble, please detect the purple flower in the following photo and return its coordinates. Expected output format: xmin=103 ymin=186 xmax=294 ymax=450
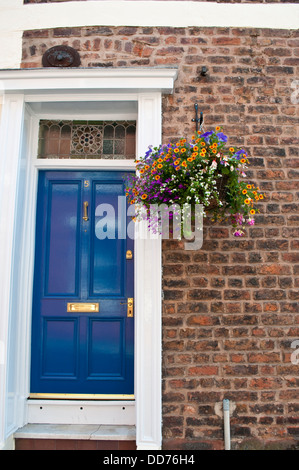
xmin=247 ymin=218 xmax=255 ymax=226
xmin=201 ymin=131 xmax=213 ymax=143
xmin=233 ymin=229 xmax=244 ymax=237
xmin=233 ymin=149 xmax=247 ymax=160
xmin=216 ymin=132 xmax=228 ymax=143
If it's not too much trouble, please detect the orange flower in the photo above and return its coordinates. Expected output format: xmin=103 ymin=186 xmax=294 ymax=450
xmin=229 ymin=147 xmax=234 ymax=152
xmin=192 ymin=152 xmax=198 ymax=157
xmin=240 ymin=158 xmax=246 ymax=164
xmin=193 ymin=146 xmax=199 ymax=151
xmin=187 ymin=157 xmax=193 ymax=162
xmin=157 ymin=164 xmax=163 ymax=169
xmin=182 ymin=161 xmax=187 ymax=167
xmin=174 ymin=159 xmax=180 ymax=165
xmin=145 ymin=165 xmax=150 ymax=170
xmin=140 ymin=169 xmax=145 ymax=174
xmin=174 ymin=148 xmax=180 ymax=153
xmin=181 ymin=148 xmax=186 ymax=153
xmin=200 ymin=142 xmax=206 ymax=146
xmin=155 ymin=175 xmax=160 ymax=180
xmin=247 ymin=184 xmax=252 ymax=189
xmin=215 ymin=126 xmax=221 ymax=131
xmin=141 ymin=194 xmax=147 ymax=200
xmin=175 ymin=166 xmax=180 ymax=171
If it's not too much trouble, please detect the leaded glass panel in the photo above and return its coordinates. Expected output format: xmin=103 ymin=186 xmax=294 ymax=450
xmin=38 ymin=120 xmax=136 ymax=159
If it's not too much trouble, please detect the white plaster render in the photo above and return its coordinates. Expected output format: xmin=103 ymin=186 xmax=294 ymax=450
xmin=0 ymin=0 xmax=298 ymax=68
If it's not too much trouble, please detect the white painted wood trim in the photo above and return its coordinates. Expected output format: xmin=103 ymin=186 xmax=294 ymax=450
xmin=135 ymin=94 xmax=163 ymax=450
xmin=26 ymin=401 xmax=135 ymax=426
xmin=0 ymin=68 xmax=178 ymax=95
xmin=0 ymin=94 xmax=25 ymax=449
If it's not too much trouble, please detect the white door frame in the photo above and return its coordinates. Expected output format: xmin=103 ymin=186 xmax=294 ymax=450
xmin=0 ymin=68 xmax=178 ymax=450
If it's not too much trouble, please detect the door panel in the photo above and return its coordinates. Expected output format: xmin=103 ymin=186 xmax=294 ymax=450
xmin=30 ymin=171 xmax=134 ymax=397
xmin=45 ymin=181 xmax=81 ymax=297
xmin=41 ymin=318 xmax=79 ymax=378
xmin=91 ymin=182 xmax=125 ymax=297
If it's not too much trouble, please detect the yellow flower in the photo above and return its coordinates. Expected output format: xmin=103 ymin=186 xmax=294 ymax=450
xmin=193 ymin=146 xmax=199 ymax=151
xmin=182 ymin=161 xmax=187 ymax=167
xmin=215 ymin=126 xmax=221 ymax=131
xmin=192 ymin=152 xmax=198 ymax=157
xmin=242 ymin=189 xmax=247 ymax=195
xmin=174 ymin=159 xmax=180 ymax=165
xmin=212 ymin=143 xmax=217 ymax=148
xmin=240 ymin=158 xmax=246 ymax=164
xmin=145 ymin=165 xmax=150 ymax=170
xmin=155 ymin=175 xmax=160 ymax=180
xmin=247 ymin=184 xmax=252 ymax=189
xmin=140 ymin=169 xmax=145 ymax=174
xmin=174 ymin=148 xmax=180 ymax=153
xmin=175 ymin=166 xmax=180 ymax=171
xmin=229 ymin=147 xmax=234 ymax=152
xmin=187 ymin=157 xmax=193 ymax=162
xmin=250 ymin=209 xmax=255 ymax=215
xmin=201 ymin=148 xmax=207 ymax=153
xmin=245 ymin=199 xmax=250 ymax=205
xmin=158 ymin=158 xmax=163 ymax=163
xmin=259 ymin=194 xmax=264 ymax=199
xmin=181 ymin=148 xmax=186 ymax=153
xmin=157 ymin=164 xmax=163 ymax=169
xmin=141 ymin=194 xmax=147 ymax=200
xmin=200 ymin=142 xmax=206 ymax=146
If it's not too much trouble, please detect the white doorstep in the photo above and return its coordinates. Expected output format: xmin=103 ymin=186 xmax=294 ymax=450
xmin=14 ymin=424 xmax=136 ymax=441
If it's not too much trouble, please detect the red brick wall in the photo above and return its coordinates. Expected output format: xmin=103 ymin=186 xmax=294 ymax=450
xmin=21 ymin=25 xmax=299 ymax=450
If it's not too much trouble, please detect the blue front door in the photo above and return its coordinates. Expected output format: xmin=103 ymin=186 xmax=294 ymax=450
xmin=30 ymin=171 xmax=134 ymax=397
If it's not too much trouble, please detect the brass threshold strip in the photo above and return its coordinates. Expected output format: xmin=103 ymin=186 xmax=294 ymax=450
xmin=29 ymin=393 xmax=135 ymax=400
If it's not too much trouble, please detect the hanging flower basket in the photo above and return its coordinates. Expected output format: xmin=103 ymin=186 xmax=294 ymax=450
xmin=125 ymin=127 xmax=265 ymax=238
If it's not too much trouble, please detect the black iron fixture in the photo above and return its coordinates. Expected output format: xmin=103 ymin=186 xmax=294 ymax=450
xmin=42 ymin=45 xmax=81 ymax=68
xmin=192 ymin=104 xmax=203 ymax=133
xmin=200 ymin=66 xmax=208 ymax=76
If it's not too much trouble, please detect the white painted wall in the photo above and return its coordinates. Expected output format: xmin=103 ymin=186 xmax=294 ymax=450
xmin=0 ymin=0 xmax=298 ymax=68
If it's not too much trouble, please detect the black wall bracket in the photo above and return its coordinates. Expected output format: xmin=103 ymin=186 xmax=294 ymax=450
xmin=192 ymin=104 xmax=203 ymax=133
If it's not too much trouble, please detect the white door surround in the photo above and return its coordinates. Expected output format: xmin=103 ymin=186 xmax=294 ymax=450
xmin=0 ymin=67 xmax=178 ymax=450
